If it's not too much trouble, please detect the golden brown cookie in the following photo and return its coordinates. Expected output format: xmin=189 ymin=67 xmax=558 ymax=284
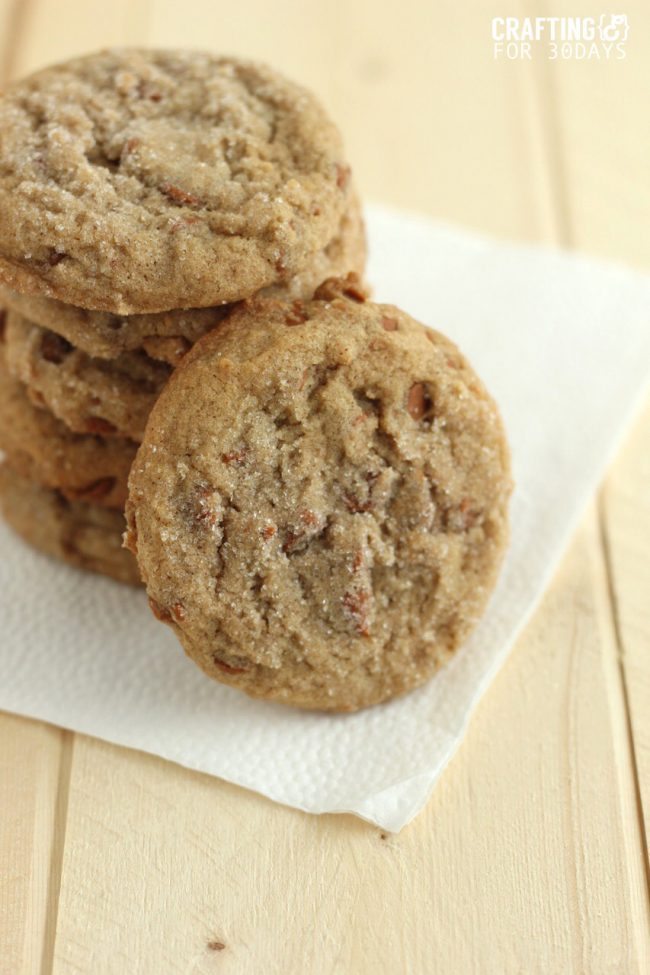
xmin=0 ymin=462 xmax=140 ymax=585
xmin=0 ymin=49 xmax=352 ymax=313
xmin=0 ymin=192 xmax=366 ymax=361
xmin=0 ymin=293 xmax=227 ymax=363
xmin=4 ymin=309 xmax=171 ymax=441
xmin=261 ymin=190 xmax=366 ymax=301
xmin=0 ymin=357 xmax=136 ymax=508
xmin=126 ymin=279 xmax=512 ymax=711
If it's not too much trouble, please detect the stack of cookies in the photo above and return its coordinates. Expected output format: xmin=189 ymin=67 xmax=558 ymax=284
xmin=0 ymin=48 xmax=512 ymax=711
xmin=0 ymin=49 xmax=365 ymax=585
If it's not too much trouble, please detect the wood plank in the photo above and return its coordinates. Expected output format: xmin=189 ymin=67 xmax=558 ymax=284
xmin=601 ymin=402 xmax=650 ymax=842
xmin=0 ymin=0 xmax=647 ymax=971
xmin=0 ymin=715 xmax=69 ymax=975
xmin=329 ymin=0 xmax=559 ymax=242
xmin=8 ymin=0 xmax=149 ymax=79
xmin=531 ymin=0 xmax=650 ymax=270
xmin=48 ymin=515 xmax=649 ymax=974
xmin=541 ymin=0 xmax=650 ymax=876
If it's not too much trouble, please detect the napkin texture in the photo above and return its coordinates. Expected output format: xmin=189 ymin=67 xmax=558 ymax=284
xmin=1 ymin=204 xmax=649 ymax=833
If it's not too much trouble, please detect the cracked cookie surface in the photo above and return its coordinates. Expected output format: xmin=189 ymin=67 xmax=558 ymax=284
xmin=0 ymin=48 xmax=351 ymax=313
xmin=0 ymin=353 xmax=136 ymax=508
xmin=126 ymin=279 xmax=512 ymax=711
xmin=0 ymin=462 xmax=140 ymax=585
xmin=0 ymin=190 xmax=366 ymax=359
xmin=5 ymin=309 xmax=172 ymax=441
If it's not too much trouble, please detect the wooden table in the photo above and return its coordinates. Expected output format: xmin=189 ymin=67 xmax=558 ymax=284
xmin=1 ymin=2 xmax=649 ymax=972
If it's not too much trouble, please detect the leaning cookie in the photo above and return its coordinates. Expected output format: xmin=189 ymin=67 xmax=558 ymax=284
xmin=125 ymin=278 xmax=512 ymax=712
xmin=0 ymin=357 xmax=136 ymax=508
xmin=4 ymin=310 xmax=172 ymax=441
xmin=0 ymin=463 xmax=140 ymax=585
xmin=0 ymin=49 xmax=352 ymax=313
xmin=0 ymin=191 xmax=366 ymax=361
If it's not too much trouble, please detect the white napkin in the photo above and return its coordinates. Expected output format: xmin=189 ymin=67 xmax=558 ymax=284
xmin=1 ymin=204 xmax=649 ymax=833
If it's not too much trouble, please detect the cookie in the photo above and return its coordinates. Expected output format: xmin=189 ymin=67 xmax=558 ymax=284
xmin=0 ymin=48 xmax=352 ymax=313
xmin=0 ymin=463 xmax=140 ymax=585
xmin=0 ymin=356 xmax=136 ymax=508
xmin=0 ymin=293 xmax=227 ymax=364
xmin=4 ymin=309 xmax=171 ymax=441
xmin=260 ymin=190 xmax=366 ymax=301
xmin=0 ymin=192 xmax=366 ymax=361
xmin=125 ymin=279 xmax=512 ymax=711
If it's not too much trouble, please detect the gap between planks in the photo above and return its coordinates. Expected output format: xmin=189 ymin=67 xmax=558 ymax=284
xmin=40 ymin=731 xmax=73 ymax=975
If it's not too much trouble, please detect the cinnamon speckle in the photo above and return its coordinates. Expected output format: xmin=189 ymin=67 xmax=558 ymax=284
xmin=40 ymin=331 xmax=72 ymax=364
xmin=221 ymin=449 xmax=247 ymax=465
xmin=84 ymin=417 xmax=118 ymax=436
xmin=381 ymin=315 xmax=398 ymax=331
xmin=160 ymin=182 xmax=202 ymax=207
xmin=285 ymin=301 xmax=308 ymax=326
xmin=335 ymin=163 xmax=351 ymax=189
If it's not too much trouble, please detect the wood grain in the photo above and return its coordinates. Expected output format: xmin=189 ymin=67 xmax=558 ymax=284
xmin=542 ymin=0 xmax=650 ymax=885
xmin=0 ymin=716 xmax=67 ymax=975
xmin=47 ymin=515 xmax=650 ymax=974
xmin=0 ymin=0 xmax=647 ymax=972
xmin=533 ymin=0 xmax=650 ymax=270
xmin=601 ymin=403 xmax=650 ymax=844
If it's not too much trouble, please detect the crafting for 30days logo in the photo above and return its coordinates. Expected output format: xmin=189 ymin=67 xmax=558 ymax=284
xmin=492 ymin=14 xmax=629 ymax=59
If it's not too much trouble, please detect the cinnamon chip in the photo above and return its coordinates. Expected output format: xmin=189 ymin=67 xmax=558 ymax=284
xmin=342 ymin=589 xmax=371 ymax=637
xmin=160 ymin=182 xmax=202 ymax=207
xmin=407 ymin=383 xmax=433 ymax=421
xmin=40 ymin=332 xmax=73 ymax=364
xmin=213 ymin=656 xmax=250 ymax=674
xmin=313 ymin=273 xmax=367 ymax=303
xmin=149 ymin=597 xmax=172 ymax=623
xmin=84 ymin=417 xmax=118 ymax=436
xmin=343 ymin=493 xmax=373 ymax=513
xmin=381 ymin=315 xmax=398 ymax=331
xmin=335 ymin=163 xmax=351 ymax=189
xmin=284 ymin=301 xmax=308 ymax=326
xmin=69 ymin=477 xmax=116 ymax=502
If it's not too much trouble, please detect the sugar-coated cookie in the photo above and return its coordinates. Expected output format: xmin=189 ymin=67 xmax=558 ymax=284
xmin=126 ymin=279 xmax=512 ymax=711
xmin=5 ymin=309 xmax=171 ymax=441
xmin=0 ymin=49 xmax=352 ymax=313
xmin=0 ymin=462 xmax=140 ymax=585
xmin=0 ymin=355 xmax=136 ymax=508
xmin=0 ymin=191 xmax=366 ymax=362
